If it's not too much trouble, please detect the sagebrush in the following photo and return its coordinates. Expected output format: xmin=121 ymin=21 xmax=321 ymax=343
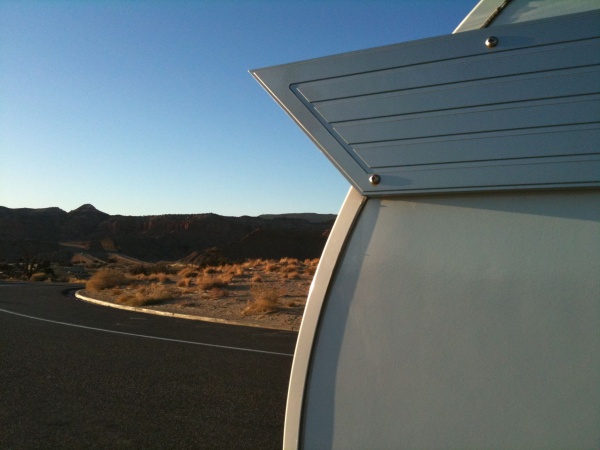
xmin=86 ymin=269 xmax=129 ymax=291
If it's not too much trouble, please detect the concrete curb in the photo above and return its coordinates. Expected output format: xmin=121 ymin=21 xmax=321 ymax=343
xmin=74 ymin=291 xmax=298 ymax=332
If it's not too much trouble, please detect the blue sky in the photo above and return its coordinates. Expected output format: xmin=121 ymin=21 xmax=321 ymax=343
xmin=1 ymin=0 xmax=476 ymax=216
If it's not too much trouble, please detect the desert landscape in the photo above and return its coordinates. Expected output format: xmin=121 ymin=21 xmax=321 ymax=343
xmin=77 ymin=257 xmax=318 ymax=330
xmin=0 ymin=204 xmax=334 ymax=330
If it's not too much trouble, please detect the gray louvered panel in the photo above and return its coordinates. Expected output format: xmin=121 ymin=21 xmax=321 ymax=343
xmin=354 ymin=125 xmax=600 ymax=168
xmin=334 ymin=96 xmax=600 ymax=145
xmin=312 ymin=67 xmax=599 ymax=123
xmin=297 ymin=39 xmax=600 ymax=103
xmin=251 ymin=10 xmax=600 ymax=195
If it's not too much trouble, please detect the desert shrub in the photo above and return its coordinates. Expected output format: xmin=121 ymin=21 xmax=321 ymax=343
xmin=148 ymin=273 xmax=169 ymax=283
xmin=203 ymin=266 xmax=218 ymax=275
xmin=129 ymin=273 xmax=148 ymax=281
xmin=243 ymin=285 xmax=285 ymax=315
xmin=251 ymin=273 xmax=263 ymax=283
xmin=116 ymin=284 xmax=175 ymax=306
xmin=222 ymin=273 xmax=233 ymax=283
xmin=177 ymin=277 xmax=194 ymax=288
xmin=232 ymin=265 xmax=245 ymax=276
xmin=281 ymin=264 xmax=299 ymax=273
xmin=265 ymin=262 xmax=279 ymax=273
xmin=279 ymin=257 xmax=299 ymax=266
xmin=283 ymin=271 xmax=300 ymax=280
xmin=86 ymin=269 xmax=129 ymax=291
xmin=209 ymin=287 xmax=227 ymax=299
xmin=30 ymin=272 xmax=49 ymax=282
xmin=178 ymin=266 xmax=199 ymax=278
xmin=243 ymin=259 xmax=264 ymax=270
xmin=219 ymin=264 xmax=241 ymax=277
xmin=197 ymin=274 xmax=230 ymax=290
xmin=304 ymin=258 xmax=319 ymax=275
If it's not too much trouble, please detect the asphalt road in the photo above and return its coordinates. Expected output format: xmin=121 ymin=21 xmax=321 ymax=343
xmin=0 ymin=282 xmax=297 ymax=449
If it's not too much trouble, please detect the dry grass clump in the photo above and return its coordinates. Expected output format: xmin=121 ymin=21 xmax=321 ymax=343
xmin=129 ymin=273 xmax=146 ymax=281
xmin=265 ymin=262 xmax=279 ymax=273
xmin=217 ymin=263 xmax=244 ymax=277
xmin=148 ymin=273 xmax=170 ymax=283
xmin=243 ymin=284 xmax=286 ymax=315
xmin=178 ymin=266 xmax=199 ymax=278
xmin=251 ymin=273 xmax=263 ymax=283
xmin=280 ymin=264 xmax=299 ymax=274
xmin=243 ymin=259 xmax=264 ymax=270
xmin=116 ymin=284 xmax=176 ymax=307
xmin=197 ymin=274 xmax=231 ymax=290
xmin=87 ymin=268 xmax=129 ymax=291
xmin=200 ymin=264 xmax=245 ymax=278
xmin=304 ymin=258 xmax=319 ymax=275
xmin=231 ymin=265 xmax=245 ymax=276
xmin=209 ymin=287 xmax=227 ymax=299
xmin=177 ymin=277 xmax=194 ymax=288
xmin=30 ymin=272 xmax=50 ymax=282
xmin=279 ymin=257 xmax=299 ymax=266
xmin=132 ymin=272 xmax=170 ymax=283
xmin=283 ymin=271 xmax=300 ymax=280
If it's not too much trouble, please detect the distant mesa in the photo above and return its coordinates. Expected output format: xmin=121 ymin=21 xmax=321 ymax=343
xmin=69 ymin=203 xmax=107 ymax=214
xmin=0 ymin=204 xmax=336 ymax=265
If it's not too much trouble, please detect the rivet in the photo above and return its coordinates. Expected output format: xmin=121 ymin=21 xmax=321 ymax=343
xmin=485 ymin=36 xmax=498 ymax=48
xmin=369 ymin=174 xmax=381 ymax=185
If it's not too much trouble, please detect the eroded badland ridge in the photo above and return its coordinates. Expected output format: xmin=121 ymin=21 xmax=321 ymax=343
xmin=0 ymin=204 xmax=335 ymax=266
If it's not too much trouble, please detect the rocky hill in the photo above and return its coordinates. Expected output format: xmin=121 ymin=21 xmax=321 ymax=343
xmin=0 ymin=204 xmax=335 ymax=265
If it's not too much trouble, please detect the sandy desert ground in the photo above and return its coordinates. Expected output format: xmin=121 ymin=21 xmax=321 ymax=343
xmin=78 ymin=258 xmax=317 ymax=331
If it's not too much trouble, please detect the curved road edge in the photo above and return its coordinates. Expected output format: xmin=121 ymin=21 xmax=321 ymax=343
xmin=74 ymin=290 xmax=297 ymax=332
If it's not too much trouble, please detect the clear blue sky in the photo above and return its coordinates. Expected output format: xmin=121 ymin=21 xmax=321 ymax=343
xmin=1 ymin=0 xmax=476 ymax=216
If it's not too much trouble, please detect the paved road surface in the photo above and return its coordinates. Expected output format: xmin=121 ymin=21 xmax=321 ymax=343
xmin=0 ymin=282 xmax=297 ymax=449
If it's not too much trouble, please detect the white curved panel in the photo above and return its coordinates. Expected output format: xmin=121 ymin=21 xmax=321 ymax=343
xmin=301 ymin=190 xmax=600 ymax=449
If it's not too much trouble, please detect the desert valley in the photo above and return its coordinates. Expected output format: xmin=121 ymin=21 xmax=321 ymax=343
xmin=0 ymin=204 xmax=336 ymax=329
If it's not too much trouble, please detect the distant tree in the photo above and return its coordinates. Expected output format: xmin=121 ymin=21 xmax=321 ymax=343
xmin=17 ymin=241 xmax=52 ymax=279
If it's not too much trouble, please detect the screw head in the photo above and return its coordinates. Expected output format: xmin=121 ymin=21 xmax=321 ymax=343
xmin=485 ymin=36 xmax=498 ymax=48
xmin=369 ymin=174 xmax=381 ymax=185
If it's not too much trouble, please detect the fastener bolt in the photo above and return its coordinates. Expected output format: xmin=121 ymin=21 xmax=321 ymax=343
xmin=485 ymin=36 xmax=498 ymax=48
xmin=369 ymin=174 xmax=381 ymax=185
